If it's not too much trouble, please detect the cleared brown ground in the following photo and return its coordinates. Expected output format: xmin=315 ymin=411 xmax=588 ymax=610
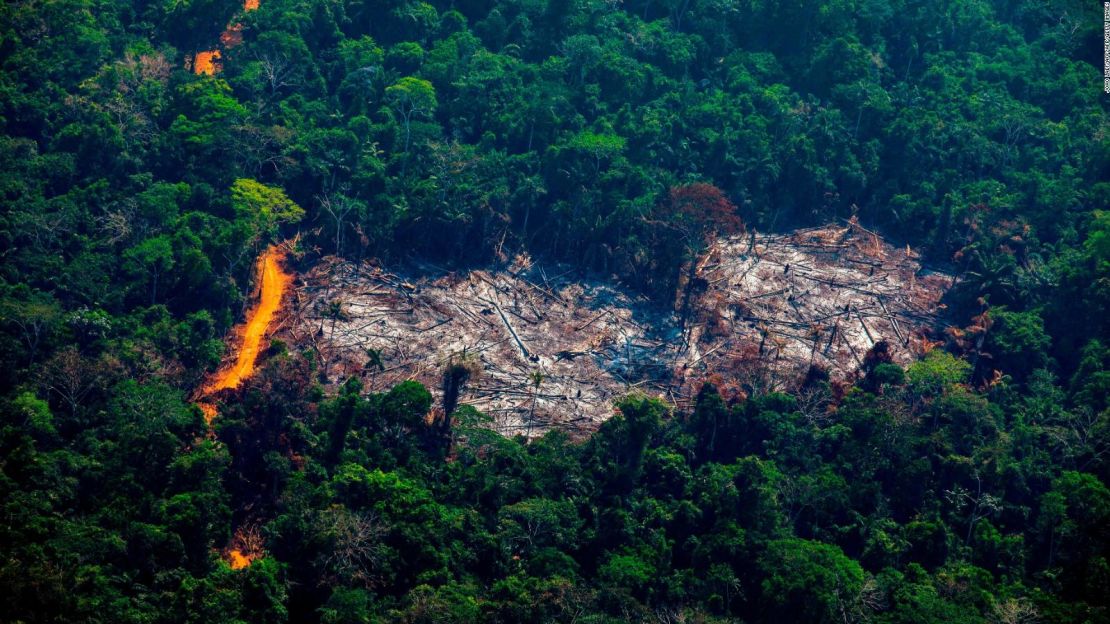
xmin=286 ymin=221 xmax=953 ymax=437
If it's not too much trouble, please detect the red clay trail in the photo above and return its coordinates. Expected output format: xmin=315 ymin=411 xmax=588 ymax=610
xmin=196 ymin=245 xmax=292 ymax=423
xmin=194 ymin=245 xmax=291 ymax=569
xmin=190 ymin=4 xmax=284 ymax=569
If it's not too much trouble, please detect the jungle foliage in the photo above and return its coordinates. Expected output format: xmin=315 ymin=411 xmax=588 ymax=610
xmin=0 ymin=0 xmax=1108 ymax=621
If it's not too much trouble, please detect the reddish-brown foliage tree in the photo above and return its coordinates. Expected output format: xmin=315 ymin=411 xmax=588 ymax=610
xmin=659 ymin=183 xmax=744 ymax=325
xmin=665 ymin=183 xmax=745 ymax=248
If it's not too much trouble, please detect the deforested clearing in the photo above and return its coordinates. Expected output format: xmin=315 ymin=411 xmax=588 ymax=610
xmin=288 ymin=221 xmax=953 ymax=437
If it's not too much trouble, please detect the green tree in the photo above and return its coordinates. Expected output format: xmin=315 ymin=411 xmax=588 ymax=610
xmin=759 ymin=538 xmax=866 ymax=623
xmin=229 ymin=178 xmax=305 ymax=249
xmin=985 ymin=308 xmax=1052 ymax=382
xmin=906 ymin=350 xmax=972 ymax=404
xmin=385 ymin=77 xmax=437 ymax=156
xmin=123 ymin=235 xmax=175 ymax=305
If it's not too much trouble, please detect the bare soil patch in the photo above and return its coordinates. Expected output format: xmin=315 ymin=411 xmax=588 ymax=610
xmin=285 ymin=221 xmax=953 ymax=437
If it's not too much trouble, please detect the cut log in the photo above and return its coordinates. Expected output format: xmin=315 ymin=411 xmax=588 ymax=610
xmin=492 ymin=300 xmax=531 ymax=360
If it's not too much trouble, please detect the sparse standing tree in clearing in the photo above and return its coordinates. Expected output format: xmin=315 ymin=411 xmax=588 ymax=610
xmin=440 ymin=350 xmax=481 ymax=449
xmin=321 ymin=299 xmax=346 ymax=382
xmin=527 ymin=368 xmax=544 ymax=438
xmin=319 ymin=192 xmax=360 ymax=257
xmin=441 ymin=350 xmax=479 ymax=417
xmin=656 ymin=183 xmax=744 ymax=329
xmin=365 ymin=348 xmax=384 ymax=389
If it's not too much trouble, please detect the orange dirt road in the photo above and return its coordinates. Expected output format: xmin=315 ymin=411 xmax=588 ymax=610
xmin=197 ymin=245 xmax=292 ymax=420
xmin=195 ymin=245 xmax=290 ymax=572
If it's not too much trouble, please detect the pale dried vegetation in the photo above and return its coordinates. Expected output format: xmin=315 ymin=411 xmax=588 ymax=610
xmin=284 ymin=221 xmax=953 ymax=438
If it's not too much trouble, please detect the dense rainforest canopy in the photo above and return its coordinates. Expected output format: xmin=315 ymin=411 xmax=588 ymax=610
xmin=1 ymin=0 xmax=1109 ymax=621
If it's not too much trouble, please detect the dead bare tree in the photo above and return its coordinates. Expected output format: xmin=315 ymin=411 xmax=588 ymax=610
xmin=40 ymin=347 xmax=113 ymax=416
xmin=795 ymin=384 xmax=833 ymax=426
xmin=96 ymin=202 xmax=135 ymax=244
xmin=319 ymin=508 xmax=387 ymax=587
xmin=1048 ymin=407 xmax=1110 ymax=472
xmin=229 ymin=524 xmax=266 ymax=564
xmin=318 ymin=192 xmax=359 ymax=258
xmin=232 ymin=123 xmax=293 ymax=176
xmin=990 ymin=597 xmax=1039 ymax=624
xmin=254 ymin=50 xmax=300 ymax=100
xmin=945 ymin=472 xmax=1002 ymax=547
